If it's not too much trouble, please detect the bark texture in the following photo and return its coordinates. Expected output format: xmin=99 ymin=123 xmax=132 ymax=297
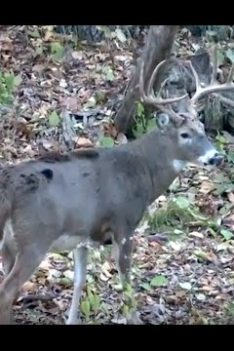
xmin=114 ymin=26 xmax=179 ymax=134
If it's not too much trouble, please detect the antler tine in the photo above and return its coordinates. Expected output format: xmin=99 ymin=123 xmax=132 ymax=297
xmin=139 ymin=59 xmax=188 ymax=109
xmin=211 ymin=46 xmax=218 ymax=84
xmin=227 ymin=62 xmax=234 ymax=83
xmin=147 ymin=59 xmax=167 ymax=96
xmin=188 ymin=61 xmax=201 ymax=93
xmin=139 ymin=59 xmax=149 ymax=102
xmin=190 ymin=46 xmax=234 ymax=106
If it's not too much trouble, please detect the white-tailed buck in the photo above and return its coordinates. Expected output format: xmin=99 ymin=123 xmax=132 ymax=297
xmin=0 ymin=49 xmax=233 ymax=325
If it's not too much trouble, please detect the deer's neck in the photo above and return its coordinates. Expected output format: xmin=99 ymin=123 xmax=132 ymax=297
xmin=130 ymin=129 xmax=186 ymax=202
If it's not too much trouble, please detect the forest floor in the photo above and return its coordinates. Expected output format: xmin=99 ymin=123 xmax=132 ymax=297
xmin=0 ymin=26 xmax=234 ymax=325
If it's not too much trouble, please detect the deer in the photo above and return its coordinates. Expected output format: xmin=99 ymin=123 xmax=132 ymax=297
xmin=0 ymin=49 xmax=233 ymax=325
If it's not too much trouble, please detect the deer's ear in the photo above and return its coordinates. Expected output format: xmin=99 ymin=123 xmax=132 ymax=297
xmin=156 ymin=113 xmax=170 ymax=129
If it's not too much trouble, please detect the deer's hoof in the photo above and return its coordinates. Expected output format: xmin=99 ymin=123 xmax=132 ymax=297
xmin=126 ymin=311 xmax=143 ymax=325
xmin=66 ymin=315 xmax=82 ymax=325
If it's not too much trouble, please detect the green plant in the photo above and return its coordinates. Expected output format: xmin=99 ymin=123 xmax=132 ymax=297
xmin=50 ymin=42 xmax=65 ymax=61
xmin=48 ymin=111 xmax=61 ymax=127
xmin=133 ymin=102 xmax=156 ymax=138
xmin=146 ymin=196 xmax=206 ymax=233
xmin=99 ymin=136 xmax=115 ymax=147
xmin=0 ymin=71 xmax=21 ymax=105
xmin=80 ymin=285 xmax=101 ymax=322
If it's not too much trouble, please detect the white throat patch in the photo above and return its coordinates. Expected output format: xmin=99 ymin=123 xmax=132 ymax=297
xmin=172 ymin=160 xmax=187 ymax=173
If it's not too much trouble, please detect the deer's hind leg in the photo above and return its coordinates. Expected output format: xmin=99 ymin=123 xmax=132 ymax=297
xmin=1 ymin=221 xmax=17 ymax=277
xmin=113 ymin=229 xmax=142 ymax=324
xmin=0 ymin=220 xmax=55 ymax=324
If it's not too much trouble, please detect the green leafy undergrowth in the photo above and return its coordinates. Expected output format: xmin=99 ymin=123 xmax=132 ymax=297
xmin=80 ymin=285 xmax=102 ymax=322
xmin=146 ymin=196 xmax=207 ymax=235
xmin=146 ymin=194 xmax=233 ymax=242
xmin=133 ymin=102 xmax=156 ymax=138
xmin=0 ymin=71 xmax=22 ymax=105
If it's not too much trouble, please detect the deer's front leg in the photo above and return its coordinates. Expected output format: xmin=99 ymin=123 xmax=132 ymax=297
xmin=113 ymin=233 xmax=142 ymax=324
xmin=66 ymin=246 xmax=88 ymax=325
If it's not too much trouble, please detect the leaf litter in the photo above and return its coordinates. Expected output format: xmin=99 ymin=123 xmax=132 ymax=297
xmin=0 ymin=26 xmax=234 ymax=324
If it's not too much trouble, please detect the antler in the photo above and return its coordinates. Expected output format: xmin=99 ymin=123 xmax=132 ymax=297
xmin=139 ymin=58 xmax=188 ymax=122
xmin=139 ymin=47 xmax=234 ymax=123
xmin=189 ymin=46 xmax=234 ymax=107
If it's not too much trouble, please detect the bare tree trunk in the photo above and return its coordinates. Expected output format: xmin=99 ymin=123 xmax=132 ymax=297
xmin=114 ymin=26 xmax=179 ymax=134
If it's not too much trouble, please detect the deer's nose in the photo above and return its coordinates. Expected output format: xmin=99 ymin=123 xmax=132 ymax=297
xmin=208 ymin=153 xmax=224 ymax=166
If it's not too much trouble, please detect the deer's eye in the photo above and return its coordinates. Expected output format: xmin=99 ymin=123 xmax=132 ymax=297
xmin=180 ymin=132 xmax=190 ymax=139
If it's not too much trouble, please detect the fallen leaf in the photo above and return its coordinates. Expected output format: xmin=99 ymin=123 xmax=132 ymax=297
xmin=168 ymin=241 xmax=182 ymax=251
xmin=102 ymin=66 xmax=114 ymax=82
xmin=223 ymin=214 xmax=234 ymax=230
xmin=189 ymin=231 xmax=204 ymax=239
xmin=179 ymin=282 xmax=192 ymax=291
xmin=200 ymin=181 xmax=215 ymax=194
xmin=60 ymin=96 xmax=79 ymax=110
xmin=59 ymin=79 xmax=67 ymax=88
xmin=99 ymin=136 xmax=114 ymax=148
xmin=48 ymin=269 xmax=62 ymax=280
xmin=220 ymin=229 xmax=233 ymax=241
xmin=216 ymin=242 xmax=230 ymax=251
xmin=48 ymin=111 xmax=60 ymax=127
xmin=140 ymin=283 xmax=151 ymax=291
xmin=63 ymin=270 xmax=74 ymax=281
xmin=101 ymin=262 xmax=113 ymax=279
xmin=194 ymin=249 xmax=217 ymax=262
xmin=99 ymin=273 xmax=110 ymax=282
xmin=21 ymin=281 xmax=37 ymax=294
xmin=195 ymin=293 xmax=206 ymax=301
xmin=71 ymin=51 xmax=83 ymax=60
xmin=39 ymin=260 xmax=52 ymax=270
xmin=44 ymin=29 xmax=54 ymax=41
xmin=117 ymin=133 xmax=128 ymax=145
xmin=58 ymin=277 xmax=73 ymax=287
xmin=227 ymin=192 xmax=234 ymax=203
xmin=115 ymin=28 xmax=127 ymax=43
xmin=76 ymin=137 xmax=93 ymax=148
xmin=32 ymin=64 xmax=45 ymax=73
xmin=84 ymin=96 xmax=96 ymax=108
xmin=150 ymin=275 xmax=168 ymax=287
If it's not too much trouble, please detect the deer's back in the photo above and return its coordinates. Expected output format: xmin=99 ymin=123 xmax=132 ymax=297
xmin=4 ymin=147 xmax=152 ymax=246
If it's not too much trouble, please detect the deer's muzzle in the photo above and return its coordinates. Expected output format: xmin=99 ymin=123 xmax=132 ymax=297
xmin=208 ymin=154 xmax=224 ymax=166
xmin=198 ymin=148 xmax=224 ymax=167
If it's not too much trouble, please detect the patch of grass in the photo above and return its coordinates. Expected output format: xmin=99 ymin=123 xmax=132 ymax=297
xmin=146 ymin=194 xmax=232 ymax=242
xmin=146 ymin=196 xmax=205 ymax=235
xmin=224 ymin=302 xmax=234 ymax=318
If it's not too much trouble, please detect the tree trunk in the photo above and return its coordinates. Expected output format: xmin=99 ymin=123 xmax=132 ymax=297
xmin=114 ymin=26 xmax=179 ymax=134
